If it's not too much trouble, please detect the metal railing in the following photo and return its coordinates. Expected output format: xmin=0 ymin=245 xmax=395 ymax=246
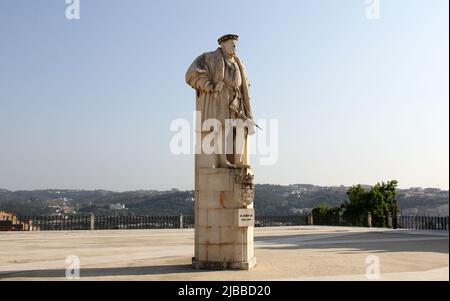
xmin=0 ymin=214 xmax=310 ymax=231
xmin=397 ymin=216 xmax=449 ymax=230
xmin=314 ymin=214 xmax=366 ymax=227
xmin=0 ymin=215 xmax=90 ymax=231
xmin=255 ymin=215 xmax=308 ymax=227
xmin=0 ymin=214 xmax=448 ymax=231
xmin=94 ymin=215 xmax=180 ymax=230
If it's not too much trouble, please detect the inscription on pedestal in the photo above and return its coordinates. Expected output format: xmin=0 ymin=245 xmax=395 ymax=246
xmin=236 ymin=208 xmax=255 ymax=227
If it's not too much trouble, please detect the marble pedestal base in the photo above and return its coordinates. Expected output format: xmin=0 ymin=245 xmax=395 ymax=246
xmin=193 ymin=167 xmax=256 ymax=270
xmin=192 ymin=256 xmax=257 ymax=270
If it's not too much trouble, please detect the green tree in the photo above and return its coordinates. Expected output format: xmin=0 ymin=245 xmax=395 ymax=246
xmin=342 ymin=180 xmax=399 ymax=227
xmin=312 ymin=204 xmax=341 ymax=217
xmin=370 ymin=180 xmax=399 ymax=227
xmin=343 ymin=185 xmax=368 ymax=216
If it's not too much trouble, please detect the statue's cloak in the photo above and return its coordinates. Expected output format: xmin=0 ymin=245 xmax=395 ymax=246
xmin=185 ymin=48 xmax=253 ymax=131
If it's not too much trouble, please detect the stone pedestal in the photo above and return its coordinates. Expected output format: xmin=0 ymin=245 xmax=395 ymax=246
xmin=387 ymin=213 xmax=393 ymax=229
xmin=308 ymin=213 xmax=314 ymax=225
xmin=192 ymin=167 xmax=256 ymax=270
xmin=367 ymin=212 xmax=372 ymax=228
xmin=90 ymin=213 xmax=95 ymax=230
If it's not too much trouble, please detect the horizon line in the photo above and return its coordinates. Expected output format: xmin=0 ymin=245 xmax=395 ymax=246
xmin=1 ymin=184 xmax=448 ymax=193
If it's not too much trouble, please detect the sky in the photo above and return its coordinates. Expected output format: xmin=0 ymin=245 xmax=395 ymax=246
xmin=0 ymin=0 xmax=448 ymax=191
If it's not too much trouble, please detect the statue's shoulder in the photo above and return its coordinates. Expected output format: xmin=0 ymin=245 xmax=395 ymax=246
xmin=190 ymin=49 xmax=223 ymax=73
xmin=191 ymin=49 xmax=220 ymax=65
xmin=202 ymin=48 xmax=222 ymax=58
xmin=202 ymin=48 xmax=223 ymax=64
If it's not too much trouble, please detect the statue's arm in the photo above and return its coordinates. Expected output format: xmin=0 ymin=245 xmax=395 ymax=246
xmin=185 ymin=54 xmax=214 ymax=93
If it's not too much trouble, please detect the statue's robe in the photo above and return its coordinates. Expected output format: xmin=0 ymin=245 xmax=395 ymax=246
xmin=185 ymin=48 xmax=253 ymax=130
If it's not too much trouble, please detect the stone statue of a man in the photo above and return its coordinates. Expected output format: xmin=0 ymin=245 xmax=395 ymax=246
xmin=186 ymin=34 xmax=255 ymax=168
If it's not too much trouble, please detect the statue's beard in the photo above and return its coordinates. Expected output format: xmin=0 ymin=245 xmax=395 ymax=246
xmin=223 ymin=48 xmax=236 ymax=58
xmin=228 ymin=51 xmax=237 ymax=59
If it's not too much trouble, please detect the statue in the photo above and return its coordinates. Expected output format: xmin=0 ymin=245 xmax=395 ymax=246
xmin=186 ymin=34 xmax=255 ymax=169
xmin=186 ymin=35 xmax=257 ymax=270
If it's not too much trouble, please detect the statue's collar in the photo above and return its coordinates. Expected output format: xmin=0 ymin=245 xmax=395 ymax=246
xmin=218 ymin=47 xmax=236 ymax=63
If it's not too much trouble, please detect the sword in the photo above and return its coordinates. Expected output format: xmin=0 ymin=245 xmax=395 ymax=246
xmin=232 ymin=109 xmax=263 ymax=131
xmin=215 ymin=84 xmax=263 ymax=131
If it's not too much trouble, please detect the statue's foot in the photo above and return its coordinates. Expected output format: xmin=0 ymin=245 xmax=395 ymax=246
xmin=221 ymin=161 xmax=237 ymax=169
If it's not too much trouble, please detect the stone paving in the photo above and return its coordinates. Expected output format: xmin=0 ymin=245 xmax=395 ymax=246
xmin=0 ymin=226 xmax=448 ymax=281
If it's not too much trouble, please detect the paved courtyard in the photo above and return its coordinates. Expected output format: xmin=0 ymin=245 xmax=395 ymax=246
xmin=0 ymin=226 xmax=448 ymax=281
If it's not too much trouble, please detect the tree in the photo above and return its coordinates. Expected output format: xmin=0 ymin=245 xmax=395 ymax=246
xmin=370 ymin=180 xmax=399 ymax=227
xmin=343 ymin=185 xmax=367 ymax=216
xmin=342 ymin=180 xmax=399 ymax=227
xmin=312 ymin=204 xmax=341 ymax=217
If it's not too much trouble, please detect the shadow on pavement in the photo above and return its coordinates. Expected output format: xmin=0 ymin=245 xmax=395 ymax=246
xmin=256 ymin=231 xmax=449 ymax=254
xmin=0 ymin=264 xmax=213 ymax=279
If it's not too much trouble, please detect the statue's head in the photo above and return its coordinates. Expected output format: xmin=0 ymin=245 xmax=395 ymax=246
xmin=218 ymin=34 xmax=238 ymax=57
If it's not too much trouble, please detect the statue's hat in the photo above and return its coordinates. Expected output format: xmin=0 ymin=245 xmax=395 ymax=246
xmin=218 ymin=34 xmax=239 ymax=44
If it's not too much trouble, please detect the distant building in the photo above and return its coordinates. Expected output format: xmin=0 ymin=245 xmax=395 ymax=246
xmin=0 ymin=210 xmax=15 ymax=220
xmin=109 ymin=203 xmax=126 ymax=210
xmin=0 ymin=210 xmax=32 ymax=231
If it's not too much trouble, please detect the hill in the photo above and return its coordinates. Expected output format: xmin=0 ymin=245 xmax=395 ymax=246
xmin=0 ymin=185 xmax=448 ymax=216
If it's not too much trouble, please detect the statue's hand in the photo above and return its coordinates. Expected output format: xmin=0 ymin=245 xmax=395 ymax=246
xmin=214 ymin=81 xmax=225 ymax=94
xmin=212 ymin=81 xmax=225 ymax=99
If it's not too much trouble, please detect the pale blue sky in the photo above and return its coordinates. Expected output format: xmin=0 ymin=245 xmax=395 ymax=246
xmin=0 ymin=0 xmax=448 ymax=191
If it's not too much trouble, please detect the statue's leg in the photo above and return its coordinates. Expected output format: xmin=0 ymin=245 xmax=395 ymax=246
xmin=219 ymin=122 xmax=236 ymax=168
xmin=241 ymin=129 xmax=249 ymax=166
xmin=198 ymin=131 xmax=220 ymax=169
xmin=234 ymin=123 xmax=249 ymax=167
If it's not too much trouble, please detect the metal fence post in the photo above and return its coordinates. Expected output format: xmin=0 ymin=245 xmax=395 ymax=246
xmin=179 ymin=213 xmax=184 ymax=229
xmin=90 ymin=213 xmax=95 ymax=230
